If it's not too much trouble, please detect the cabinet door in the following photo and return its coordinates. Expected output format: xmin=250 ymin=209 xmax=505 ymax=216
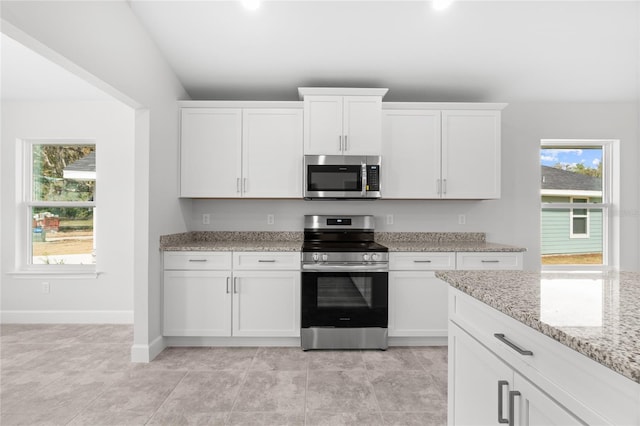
xmin=232 ymin=271 xmax=301 ymax=337
xmin=441 ymin=110 xmax=501 ymax=199
xmin=389 ymin=271 xmax=448 ymax=337
xmin=449 ymin=322 xmax=514 ymax=426
xmin=163 ymin=270 xmax=232 ymax=336
xmin=343 ymin=96 xmax=382 ymax=155
xmin=513 ymin=373 xmax=583 ymax=426
xmin=242 ymin=109 xmax=303 ymax=198
xmin=180 ymin=108 xmax=242 ymax=197
xmin=382 ymin=110 xmax=441 ymax=198
xmin=303 ymin=96 xmax=343 ymax=155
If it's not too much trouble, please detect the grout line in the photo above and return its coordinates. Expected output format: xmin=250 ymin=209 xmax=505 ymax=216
xmin=142 ymin=369 xmax=189 ymax=425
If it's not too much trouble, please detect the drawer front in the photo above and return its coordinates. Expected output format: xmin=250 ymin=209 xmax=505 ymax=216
xmin=233 ymin=252 xmax=301 ymax=270
xmin=389 ymin=252 xmax=456 ymax=271
xmin=456 ymin=252 xmax=523 ymax=270
xmin=163 ymin=251 xmax=232 ymax=270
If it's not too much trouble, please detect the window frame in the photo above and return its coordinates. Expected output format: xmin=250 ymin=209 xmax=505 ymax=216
xmin=569 ymin=197 xmax=590 ymax=239
xmin=540 ymin=139 xmax=617 ymax=271
xmin=20 ymin=139 xmax=97 ymax=273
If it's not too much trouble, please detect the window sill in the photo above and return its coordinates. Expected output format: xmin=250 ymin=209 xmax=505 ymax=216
xmin=7 ymin=270 xmax=102 ymax=279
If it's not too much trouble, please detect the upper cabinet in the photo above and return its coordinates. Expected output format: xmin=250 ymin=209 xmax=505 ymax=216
xmin=180 ymin=103 xmax=303 ymax=198
xmin=299 ymin=88 xmax=388 ymax=156
xmin=382 ymin=104 xmax=505 ymax=200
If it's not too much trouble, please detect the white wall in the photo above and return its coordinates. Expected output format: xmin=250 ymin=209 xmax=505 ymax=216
xmin=190 ymin=102 xmax=640 ymax=272
xmin=1 ymin=1 xmax=189 ymax=361
xmin=1 ymin=101 xmax=135 ymax=322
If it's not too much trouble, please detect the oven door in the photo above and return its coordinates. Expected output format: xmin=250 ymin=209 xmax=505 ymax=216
xmin=301 ymin=270 xmax=388 ymax=328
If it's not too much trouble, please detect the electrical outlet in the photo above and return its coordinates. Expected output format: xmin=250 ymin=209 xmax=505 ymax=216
xmin=386 ymin=214 xmax=394 ymax=225
xmin=458 ymin=214 xmax=466 ymax=225
xmin=202 ymin=214 xmax=210 ymax=225
xmin=42 ymin=282 xmax=50 ymax=294
xmin=267 ymin=214 xmax=275 ymax=225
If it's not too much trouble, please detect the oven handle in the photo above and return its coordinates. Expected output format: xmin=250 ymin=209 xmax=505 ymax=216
xmin=302 ymin=263 xmax=389 ymax=272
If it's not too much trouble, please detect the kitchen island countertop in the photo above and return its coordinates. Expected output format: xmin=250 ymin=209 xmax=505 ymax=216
xmin=436 ymin=270 xmax=640 ymax=384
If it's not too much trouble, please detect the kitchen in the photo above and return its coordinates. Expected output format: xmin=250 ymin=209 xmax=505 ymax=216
xmin=1 ymin=1 xmax=640 ymax=425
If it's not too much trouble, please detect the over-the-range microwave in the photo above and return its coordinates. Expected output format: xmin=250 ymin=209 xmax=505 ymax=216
xmin=303 ymin=155 xmax=381 ymax=200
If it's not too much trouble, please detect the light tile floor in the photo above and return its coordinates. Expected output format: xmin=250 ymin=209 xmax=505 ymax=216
xmin=1 ymin=324 xmax=447 ymax=425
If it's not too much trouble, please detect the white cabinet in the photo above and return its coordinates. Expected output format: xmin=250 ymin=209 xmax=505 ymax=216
xmin=456 ymin=252 xmax=523 ymax=270
xmin=299 ymin=88 xmax=388 ymax=156
xmin=388 ymin=252 xmax=454 ymax=338
xmin=449 ymin=322 xmax=580 ymax=426
xmin=180 ymin=106 xmax=302 ymax=198
xmin=163 ymin=251 xmax=300 ymax=338
xmin=382 ymin=106 xmax=503 ymax=199
xmin=442 ymin=110 xmax=501 ymax=199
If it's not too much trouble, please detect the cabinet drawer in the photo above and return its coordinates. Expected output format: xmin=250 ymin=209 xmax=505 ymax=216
xmin=456 ymin=252 xmax=522 ymax=270
xmin=163 ymin=251 xmax=232 ymax=270
xmin=233 ymin=252 xmax=301 ymax=270
xmin=389 ymin=252 xmax=455 ymax=270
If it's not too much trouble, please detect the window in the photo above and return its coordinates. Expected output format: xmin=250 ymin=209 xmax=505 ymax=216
xmin=24 ymin=141 xmax=96 ymax=269
xmin=540 ymin=140 xmax=614 ymax=269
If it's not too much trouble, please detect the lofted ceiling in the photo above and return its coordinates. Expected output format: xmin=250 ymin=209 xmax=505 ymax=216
xmin=129 ymin=0 xmax=640 ymax=102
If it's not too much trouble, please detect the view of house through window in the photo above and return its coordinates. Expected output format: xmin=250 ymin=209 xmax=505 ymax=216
xmin=29 ymin=143 xmax=96 ymax=265
xmin=540 ymin=143 xmax=605 ymax=266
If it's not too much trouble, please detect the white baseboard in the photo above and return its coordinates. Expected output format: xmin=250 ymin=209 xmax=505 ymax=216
xmin=130 ymin=335 xmax=165 ymax=363
xmin=0 ymin=310 xmax=134 ymax=324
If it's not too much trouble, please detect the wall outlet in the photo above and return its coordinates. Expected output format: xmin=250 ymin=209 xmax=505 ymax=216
xmin=386 ymin=214 xmax=394 ymax=225
xmin=458 ymin=214 xmax=466 ymax=225
xmin=202 ymin=214 xmax=210 ymax=225
xmin=42 ymin=282 xmax=50 ymax=294
xmin=267 ymin=214 xmax=275 ymax=225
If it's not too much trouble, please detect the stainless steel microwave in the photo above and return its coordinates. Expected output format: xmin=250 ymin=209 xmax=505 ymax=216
xmin=303 ymin=155 xmax=381 ymax=199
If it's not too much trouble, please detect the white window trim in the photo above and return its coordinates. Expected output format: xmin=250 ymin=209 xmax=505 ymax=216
xmin=18 ymin=139 xmax=97 ymax=274
xmin=569 ymin=197 xmax=590 ymax=239
xmin=540 ymin=139 xmax=619 ymax=271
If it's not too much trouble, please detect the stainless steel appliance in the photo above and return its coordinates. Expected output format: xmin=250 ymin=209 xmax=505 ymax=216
xmin=301 ymin=215 xmax=389 ymax=350
xmin=303 ymin=155 xmax=381 ymax=199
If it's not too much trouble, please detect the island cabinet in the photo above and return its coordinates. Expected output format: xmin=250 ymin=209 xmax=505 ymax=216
xmin=299 ymin=88 xmax=389 ymax=156
xmin=162 ymin=251 xmax=300 ymax=338
xmin=179 ymin=105 xmax=302 ymax=198
xmin=448 ymin=288 xmax=639 ymax=426
xmin=388 ymin=252 xmax=454 ymax=340
xmin=382 ymin=105 xmax=504 ymax=199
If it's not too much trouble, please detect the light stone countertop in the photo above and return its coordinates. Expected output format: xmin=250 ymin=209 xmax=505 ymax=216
xmin=436 ymin=270 xmax=640 ymax=384
xmin=160 ymin=231 xmax=526 ymax=253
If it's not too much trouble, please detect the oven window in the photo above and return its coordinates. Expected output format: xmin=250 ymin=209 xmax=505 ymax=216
xmin=308 ymin=165 xmax=361 ymax=191
xmin=317 ymin=275 xmax=373 ymax=308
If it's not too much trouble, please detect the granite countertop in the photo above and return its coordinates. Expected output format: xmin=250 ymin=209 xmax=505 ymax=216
xmin=436 ymin=270 xmax=640 ymax=384
xmin=160 ymin=231 xmax=526 ymax=253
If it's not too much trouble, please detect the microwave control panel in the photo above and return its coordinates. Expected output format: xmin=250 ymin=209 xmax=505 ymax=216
xmin=366 ymin=165 xmax=380 ymax=191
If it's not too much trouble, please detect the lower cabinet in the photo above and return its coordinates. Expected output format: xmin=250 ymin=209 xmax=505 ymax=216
xmin=162 ymin=251 xmax=300 ymax=338
xmin=449 ymin=322 xmax=580 ymax=426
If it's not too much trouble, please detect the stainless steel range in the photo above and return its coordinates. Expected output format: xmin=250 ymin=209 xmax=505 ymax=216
xmin=301 ymin=215 xmax=389 ymax=350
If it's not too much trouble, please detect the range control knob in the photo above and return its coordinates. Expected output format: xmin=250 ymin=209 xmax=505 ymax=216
xmin=321 ymin=253 xmax=328 ymax=262
xmin=371 ymin=253 xmax=379 ymax=261
xmin=312 ymin=253 xmax=319 ymax=262
xmin=363 ymin=253 xmax=371 ymax=261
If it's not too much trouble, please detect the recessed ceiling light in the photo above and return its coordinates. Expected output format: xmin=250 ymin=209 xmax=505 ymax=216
xmin=241 ymin=0 xmax=261 ymax=11
xmin=432 ymin=0 xmax=454 ymax=11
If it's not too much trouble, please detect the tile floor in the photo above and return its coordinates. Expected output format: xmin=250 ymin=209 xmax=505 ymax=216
xmin=0 ymin=324 xmax=448 ymax=425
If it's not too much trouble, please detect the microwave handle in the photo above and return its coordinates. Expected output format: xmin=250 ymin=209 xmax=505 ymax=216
xmin=361 ymin=163 xmax=367 ymax=197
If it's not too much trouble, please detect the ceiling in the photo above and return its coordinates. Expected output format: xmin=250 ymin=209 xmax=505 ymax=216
xmin=129 ymin=0 xmax=640 ymax=102
xmin=1 ymin=1 xmax=638 ymax=103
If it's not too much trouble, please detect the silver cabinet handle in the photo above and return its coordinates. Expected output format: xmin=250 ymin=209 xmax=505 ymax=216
xmin=226 ymin=277 xmax=230 ymax=294
xmin=482 ymin=260 xmax=500 ymax=263
xmin=236 ymin=177 xmax=241 ymax=193
xmin=339 ymin=135 xmax=342 ymax=152
xmin=498 ymin=380 xmax=509 ymax=424
xmin=243 ymin=177 xmax=247 ymax=194
xmin=414 ymin=260 xmax=432 ymax=263
xmin=258 ymin=259 xmax=276 ymax=263
xmin=508 ymin=390 xmax=521 ymax=426
xmin=233 ymin=277 xmax=238 ymax=294
xmin=188 ymin=259 xmax=207 ymax=262
xmin=344 ymin=135 xmax=348 ymax=151
xmin=494 ymin=333 xmax=533 ymax=356
xmin=437 ymin=179 xmax=441 ymax=195
xmin=442 ymin=178 xmax=447 ymax=195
